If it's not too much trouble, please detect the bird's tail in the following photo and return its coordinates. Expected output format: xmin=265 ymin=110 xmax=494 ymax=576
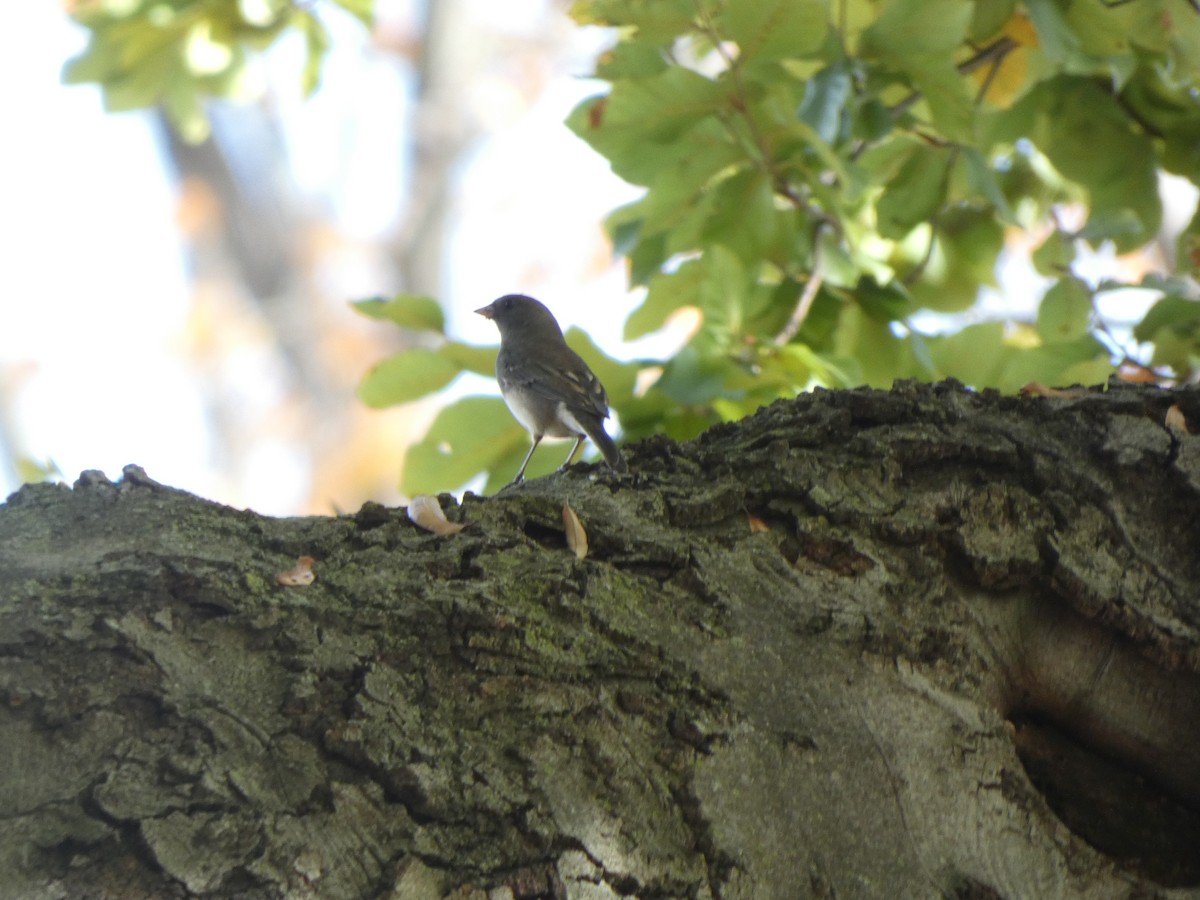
xmin=584 ymin=420 xmax=628 ymax=473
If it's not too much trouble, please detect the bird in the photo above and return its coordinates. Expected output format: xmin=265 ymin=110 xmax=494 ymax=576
xmin=475 ymin=294 xmax=628 ymax=484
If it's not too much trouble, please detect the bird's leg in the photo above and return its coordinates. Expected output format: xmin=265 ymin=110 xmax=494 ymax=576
xmin=512 ymin=436 xmax=542 ymax=484
xmin=559 ymin=435 xmax=586 ymax=470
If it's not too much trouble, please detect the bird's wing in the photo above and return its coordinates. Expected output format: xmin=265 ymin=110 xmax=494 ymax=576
xmin=498 ymin=350 xmax=610 ymax=421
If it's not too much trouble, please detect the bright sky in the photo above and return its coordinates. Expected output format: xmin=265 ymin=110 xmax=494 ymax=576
xmin=1 ymin=4 xmax=1193 ymax=514
xmin=1 ymin=4 xmax=200 ymax=497
xmin=0 ymin=1 xmax=641 ymax=514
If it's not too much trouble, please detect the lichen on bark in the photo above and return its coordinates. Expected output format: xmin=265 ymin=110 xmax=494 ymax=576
xmin=1 ymin=380 xmax=1199 ymax=899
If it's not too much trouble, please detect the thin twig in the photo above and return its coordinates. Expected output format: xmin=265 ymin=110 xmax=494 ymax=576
xmin=693 ymin=1 xmax=825 ymax=220
xmin=694 ymin=3 xmax=777 ymax=182
xmin=773 ymin=220 xmax=830 ymax=345
xmin=773 ymin=270 xmax=825 ymax=346
xmin=890 ymin=36 xmax=1020 ymax=121
xmin=959 ymin=36 xmax=1020 ymax=77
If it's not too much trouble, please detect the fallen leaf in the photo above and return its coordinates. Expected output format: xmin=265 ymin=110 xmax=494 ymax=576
xmin=1165 ymin=404 xmax=1189 ymax=436
xmin=407 ymin=495 xmax=467 ymax=535
xmin=1019 ymin=382 xmax=1089 ymax=399
xmin=1117 ymin=363 xmax=1164 ymax=384
xmin=277 ymin=555 xmax=315 ymax=586
xmin=562 ymin=504 xmax=588 ymax=561
xmin=747 ymin=514 xmax=770 ymax=533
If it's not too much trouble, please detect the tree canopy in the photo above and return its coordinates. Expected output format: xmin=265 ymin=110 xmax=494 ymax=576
xmin=66 ymin=0 xmax=1200 ymax=494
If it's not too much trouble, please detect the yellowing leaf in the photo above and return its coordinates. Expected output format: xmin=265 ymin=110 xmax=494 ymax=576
xmin=1165 ymin=405 xmax=1189 ymax=436
xmin=562 ymin=504 xmax=588 ymax=560
xmin=971 ymin=11 xmax=1037 ymax=109
xmin=407 ymin=495 xmax=467 ymax=536
xmin=277 ymin=555 xmax=316 ymax=586
xmin=1019 ymin=382 xmax=1088 ymax=398
xmin=748 ymin=514 xmax=770 ymax=533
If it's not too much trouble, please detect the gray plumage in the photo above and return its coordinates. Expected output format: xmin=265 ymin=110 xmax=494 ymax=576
xmin=476 ymin=294 xmax=627 ymax=483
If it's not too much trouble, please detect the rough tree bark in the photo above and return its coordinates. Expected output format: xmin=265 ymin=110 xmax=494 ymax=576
xmin=2 ymin=381 xmax=1199 ymax=900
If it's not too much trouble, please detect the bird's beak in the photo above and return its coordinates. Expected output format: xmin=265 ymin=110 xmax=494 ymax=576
xmin=475 ymin=304 xmax=494 ymax=320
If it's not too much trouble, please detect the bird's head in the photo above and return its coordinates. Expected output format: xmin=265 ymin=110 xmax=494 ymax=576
xmin=475 ymin=294 xmax=564 ymax=340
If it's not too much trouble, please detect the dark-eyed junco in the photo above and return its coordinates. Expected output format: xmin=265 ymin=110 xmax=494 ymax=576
xmin=476 ymin=294 xmax=628 ymax=484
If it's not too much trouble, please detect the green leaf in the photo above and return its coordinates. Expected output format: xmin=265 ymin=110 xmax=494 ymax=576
xmin=609 ymin=215 xmax=643 ymax=258
xmin=358 ymin=349 xmax=463 ymax=408
xmin=833 ymin=306 xmax=926 ymax=387
xmin=855 ymin=277 xmax=912 ymax=322
xmin=630 ymin=124 xmax=745 ymax=224
xmin=775 ymin=343 xmax=857 ymax=388
xmin=721 ymin=0 xmax=828 ymax=63
xmin=570 ymin=0 xmax=694 ymax=41
xmin=911 ymin=63 xmax=974 ymax=142
xmin=594 ymin=37 xmax=670 ymax=79
xmin=440 ymin=342 xmax=498 ymax=377
xmin=1132 ymin=273 xmax=1197 ymax=296
xmin=798 ymin=62 xmax=855 ymax=145
xmin=1133 ymin=296 xmax=1200 ymax=343
xmin=696 ymin=245 xmax=752 ymax=343
xmin=1036 ymin=277 xmax=1093 ymax=344
xmin=352 ymin=295 xmax=446 ymax=333
xmin=607 ymin=205 xmax=675 ymax=287
xmin=62 ymin=41 xmax=115 ymax=85
xmin=876 ymin=144 xmax=951 ymax=239
xmin=63 ymin=0 xmax=375 ymax=142
xmin=627 ymin=258 xmax=705 ymax=340
xmin=1163 ymin=1 xmax=1200 ymax=73
xmin=655 ymin=343 xmax=738 ymax=406
xmin=861 ymin=0 xmax=973 ymax=56
xmin=1058 ymin=355 xmax=1118 ymax=388
xmin=567 ymin=67 xmax=725 ymax=158
xmin=1031 ymin=229 xmax=1076 ymax=276
xmin=1023 ymin=0 xmax=1081 ymax=64
xmin=402 ymin=397 xmax=526 ymax=495
xmin=790 ymin=284 xmax=842 ymax=349
xmin=628 ymin=232 xmax=670 ymax=287
xmin=329 ymin=0 xmax=375 ymax=27
xmin=700 ymin=170 xmax=780 ymax=265
xmin=1063 ymin=0 xmax=1145 ymax=64
xmin=927 ymin=321 xmax=1010 ymax=386
xmin=1177 ymin=205 xmax=1200 ymax=276
xmin=615 ymin=382 xmax=674 ymax=434
xmin=937 ymin=207 xmax=1004 ymax=286
xmin=970 ymin=0 xmax=1018 ymax=42
xmin=1124 ymin=71 xmax=1200 ymax=182
xmin=645 ymin=407 xmax=717 ymax=442
xmin=103 ymin=53 xmax=178 ymax=112
xmin=961 ymin=148 xmax=1014 ymax=223
xmin=162 ymin=75 xmax=210 ymax=142
xmin=860 ymin=0 xmax=976 ymax=139
xmin=815 ymin=225 xmax=862 ymax=288
xmin=998 ymin=335 xmax=1111 ymax=392
xmin=993 ymin=77 xmax=1161 ymax=252
xmin=1145 ymin=325 xmax=1200 ymax=377
xmin=852 ymin=95 xmax=894 ymax=144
